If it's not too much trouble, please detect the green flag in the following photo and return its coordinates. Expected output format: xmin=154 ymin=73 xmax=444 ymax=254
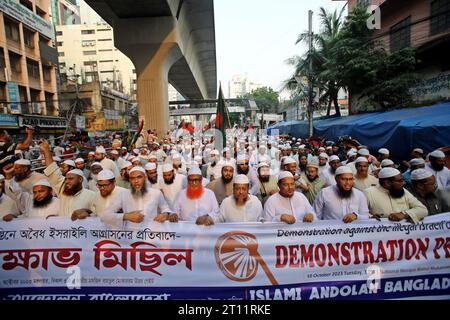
xmin=215 ymin=85 xmax=230 ymax=148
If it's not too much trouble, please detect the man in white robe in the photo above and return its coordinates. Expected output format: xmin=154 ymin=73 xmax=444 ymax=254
xmin=159 ymin=163 xmax=187 ymax=211
xmin=425 ymin=150 xmax=450 ymax=190
xmin=321 ymin=155 xmax=341 ymax=186
xmin=314 ymin=166 xmax=369 ymax=222
xmin=0 ymin=174 xmax=20 ymax=221
xmin=11 ymin=159 xmax=46 ymax=193
xmin=95 ymin=146 xmax=120 ymax=178
xmin=217 ymin=174 xmax=263 ymax=223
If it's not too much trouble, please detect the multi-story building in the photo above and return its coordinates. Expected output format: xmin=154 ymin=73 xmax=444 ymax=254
xmin=50 ymin=0 xmax=80 ymax=26
xmin=0 ymin=0 xmax=64 ymax=138
xmin=228 ymin=74 xmax=263 ymax=98
xmin=55 ymin=23 xmax=136 ymax=97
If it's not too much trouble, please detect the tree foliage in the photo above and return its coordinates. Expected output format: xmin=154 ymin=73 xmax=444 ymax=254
xmin=240 ymin=86 xmax=280 ymax=113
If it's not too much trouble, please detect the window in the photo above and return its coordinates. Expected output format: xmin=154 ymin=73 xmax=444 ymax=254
xmin=59 ymin=62 xmax=66 ymax=68
xmin=23 ymin=28 xmax=35 ymax=48
xmin=27 ymin=59 xmax=40 ymax=79
xmin=81 ymin=30 xmax=95 ymax=35
xmin=98 ymin=39 xmax=112 ymax=42
xmin=99 ymin=60 xmax=113 ymax=63
xmin=97 ymin=28 xmax=111 ymax=32
xmin=9 ymin=52 xmax=22 ymax=73
xmin=431 ymin=0 xmax=450 ymax=35
xmin=0 ymin=49 xmax=5 ymax=69
xmin=58 ymin=52 xmax=65 ymax=57
xmin=83 ymin=61 xmax=97 ymax=66
xmin=100 ymin=70 xmax=114 ymax=73
xmin=82 ymin=40 xmax=96 ymax=47
xmin=5 ymin=19 xmax=20 ymax=42
xmin=390 ymin=16 xmax=411 ymax=52
xmin=56 ymin=41 xmax=63 ymax=46
xmin=43 ymin=67 xmax=52 ymax=81
xmin=83 ymin=50 xmax=97 ymax=55
xmin=56 ymin=31 xmax=63 ymax=36
xmin=99 ymin=49 xmax=113 ymax=52
xmin=85 ymin=71 xmax=98 ymax=77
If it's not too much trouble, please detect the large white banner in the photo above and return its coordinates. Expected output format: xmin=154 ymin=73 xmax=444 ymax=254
xmin=1 ymin=213 xmax=450 ymax=300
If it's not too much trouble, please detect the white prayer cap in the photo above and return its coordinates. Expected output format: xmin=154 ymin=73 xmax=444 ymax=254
xmin=412 ymin=148 xmax=424 ymax=154
xmin=121 ymin=146 xmax=127 ymax=150
xmin=172 ymin=153 xmax=181 ymax=160
xmin=170 ymin=149 xmax=177 ymax=155
xmin=32 ymin=179 xmax=52 ymax=188
xmin=234 ymin=174 xmax=249 ymax=184
xmin=257 ymin=162 xmax=269 ymax=169
xmin=120 ymin=161 xmax=132 ymax=170
xmin=162 ymin=163 xmax=174 ymax=172
xmin=355 ymin=156 xmax=369 ymax=164
xmin=210 ymin=149 xmax=220 ymax=156
xmin=378 ymin=167 xmax=401 ymax=179
xmin=97 ymin=169 xmax=115 ymax=181
xmin=411 ymin=168 xmax=433 ymax=181
xmin=0 ymin=174 xmax=4 ymax=181
xmin=194 ymin=155 xmax=202 ymax=163
xmin=96 ymin=146 xmax=106 ymax=154
xmin=378 ymin=148 xmax=389 ymax=155
xmin=318 ymin=147 xmax=325 ymax=152
xmin=188 ymin=166 xmax=202 ymax=177
xmin=237 ymin=154 xmax=249 ymax=164
xmin=131 ymin=157 xmax=141 ymax=163
xmin=145 ymin=162 xmax=157 ymax=171
xmin=259 ymin=145 xmax=266 ymax=150
xmin=319 ymin=152 xmax=329 ymax=159
xmin=74 ymin=158 xmax=84 ymax=163
xmin=429 ymin=150 xmax=445 ymax=158
xmin=329 ymin=155 xmax=340 ymax=162
xmin=358 ymin=148 xmax=370 ymax=156
xmin=62 ymin=160 xmax=75 ymax=167
xmin=53 ymin=156 xmax=62 ymax=162
xmin=88 ymin=151 xmax=95 ymax=156
xmin=110 ymin=150 xmax=119 ymax=155
xmin=67 ymin=169 xmax=85 ymax=177
xmin=129 ymin=166 xmax=146 ymax=175
xmin=381 ymin=159 xmax=395 ymax=168
xmin=278 ymin=171 xmax=294 ymax=181
xmin=347 ymin=149 xmax=357 ymax=157
xmin=91 ymin=162 xmax=102 ymax=168
xmin=148 ymin=154 xmax=157 ymax=160
xmin=223 ymin=147 xmax=230 ymax=152
xmin=326 ymin=146 xmax=332 ymax=150
xmin=299 ymin=144 xmax=305 ymax=149
xmin=128 ymin=156 xmax=135 ymax=162
xmin=409 ymin=158 xmax=425 ymax=166
xmin=14 ymin=159 xmax=31 ymax=166
xmin=222 ymin=161 xmax=234 ymax=168
xmin=335 ymin=166 xmax=353 ymax=176
xmin=133 ymin=148 xmax=140 ymax=154
xmin=283 ymin=157 xmax=296 ymax=165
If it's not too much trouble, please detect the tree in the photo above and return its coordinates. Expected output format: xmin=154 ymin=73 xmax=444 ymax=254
xmin=240 ymin=86 xmax=280 ymax=113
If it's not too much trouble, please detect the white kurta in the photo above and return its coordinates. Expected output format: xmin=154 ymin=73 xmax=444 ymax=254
xmin=206 ymin=161 xmax=224 ymax=180
xmin=44 ymin=162 xmax=96 ymax=217
xmin=102 ymin=188 xmax=172 ymax=227
xmin=5 ymin=179 xmax=60 ymax=218
xmin=425 ymin=163 xmax=450 ymax=190
xmin=93 ymin=186 xmax=127 ymax=217
xmin=0 ymin=193 xmax=20 ymax=218
xmin=159 ymin=174 xmax=186 ymax=210
xmin=313 ymin=185 xmax=369 ymax=221
xmin=173 ymin=188 xmax=219 ymax=221
xmin=16 ymin=171 xmax=47 ymax=194
xmin=321 ymin=168 xmax=336 ymax=186
xmin=263 ymin=192 xmax=316 ymax=223
xmin=217 ymin=195 xmax=263 ymax=222
xmin=100 ymin=157 xmax=120 ymax=178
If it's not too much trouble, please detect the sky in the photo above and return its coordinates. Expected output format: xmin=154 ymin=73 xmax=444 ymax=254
xmin=214 ymin=0 xmax=347 ymax=99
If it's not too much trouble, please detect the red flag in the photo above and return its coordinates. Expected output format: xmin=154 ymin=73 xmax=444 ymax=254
xmin=248 ymin=123 xmax=253 ymax=131
xmin=187 ymin=123 xmax=194 ymax=133
xmin=181 ymin=119 xmax=186 ymax=130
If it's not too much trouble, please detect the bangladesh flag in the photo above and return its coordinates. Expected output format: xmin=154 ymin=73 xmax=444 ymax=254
xmin=215 ymin=84 xmax=230 ymax=148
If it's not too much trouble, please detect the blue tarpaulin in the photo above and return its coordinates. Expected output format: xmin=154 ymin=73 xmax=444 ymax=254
xmin=268 ymin=102 xmax=450 ymax=161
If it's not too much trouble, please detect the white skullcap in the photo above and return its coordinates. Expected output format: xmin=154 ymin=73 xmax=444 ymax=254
xmin=74 ymin=158 xmax=84 ymax=163
xmin=259 ymin=145 xmax=266 ymax=149
xmin=319 ymin=152 xmax=329 ymax=159
xmin=409 ymin=158 xmax=425 ymax=166
xmin=257 ymin=162 xmax=269 ymax=169
xmin=222 ymin=161 xmax=234 ymax=168
xmin=411 ymin=168 xmax=433 ymax=181
xmin=145 ymin=162 xmax=157 ymax=171
xmin=169 ymin=149 xmax=177 ymax=155
xmin=128 ymin=156 xmax=135 ymax=162
xmin=32 ymin=179 xmax=52 ymax=188
xmin=283 ymin=157 xmax=296 ymax=165
xmin=378 ymin=148 xmax=389 ymax=155
xmin=121 ymin=147 xmax=127 ymax=150
xmin=97 ymin=169 xmax=115 ymax=181
xmin=347 ymin=149 xmax=357 ymax=157
xmin=53 ymin=156 xmax=62 ymax=162
xmin=335 ymin=166 xmax=353 ymax=176
xmin=299 ymin=144 xmax=305 ymax=149
xmin=278 ymin=171 xmax=294 ymax=181
xmin=162 ymin=163 xmax=174 ymax=172
xmin=318 ymin=147 xmax=325 ymax=151
xmin=120 ymin=161 xmax=132 ymax=170
xmin=355 ymin=156 xmax=369 ymax=164
xmin=91 ymin=162 xmax=102 ymax=168
xmin=96 ymin=146 xmax=106 ymax=154
xmin=326 ymin=146 xmax=332 ymax=150
xmin=378 ymin=167 xmax=401 ymax=179
xmin=172 ymin=153 xmax=181 ymax=160
xmin=88 ymin=151 xmax=95 ymax=156
xmin=329 ymin=155 xmax=340 ymax=162
xmin=14 ymin=159 xmax=31 ymax=166
xmin=210 ymin=149 xmax=220 ymax=155
xmin=234 ymin=174 xmax=249 ymax=184
xmin=412 ymin=148 xmax=424 ymax=154
xmin=67 ymin=169 xmax=85 ymax=177
xmin=133 ymin=148 xmax=140 ymax=154
xmin=129 ymin=166 xmax=146 ymax=175
xmin=223 ymin=147 xmax=230 ymax=152
xmin=237 ymin=154 xmax=249 ymax=164
xmin=188 ymin=166 xmax=202 ymax=176
xmin=381 ymin=159 xmax=395 ymax=167
xmin=63 ymin=160 xmax=75 ymax=167
xmin=110 ymin=150 xmax=119 ymax=155
xmin=131 ymin=157 xmax=140 ymax=163
xmin=430 ymin=150 xmax=445 ymax=158
xmin=194 ymin=155 xmax=202 ymax=163
xmin=358 ymin=149 xmax=370 ymax=156
xmin=148 ymin=154 xmax=157 ymax=160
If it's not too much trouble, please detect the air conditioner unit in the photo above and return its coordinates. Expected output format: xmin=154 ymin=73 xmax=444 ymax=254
xmin=32 ymin=102 xmax=41 ymax=114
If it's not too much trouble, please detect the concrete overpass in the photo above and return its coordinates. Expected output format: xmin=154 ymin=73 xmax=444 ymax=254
xmin=85 ymin=0 xmax=217 ymax=137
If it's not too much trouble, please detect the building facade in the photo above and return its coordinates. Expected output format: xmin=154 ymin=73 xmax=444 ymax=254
xmin=50 ymin=0 xmax=80 ymax=26
xmin=228 ymin=74 xmax=263 ymax=98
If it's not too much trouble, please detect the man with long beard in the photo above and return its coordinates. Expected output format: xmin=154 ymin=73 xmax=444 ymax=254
xmin=364 ymin=167 xmax=428 ymax=224
xmin=10 ymin=159 xmax=46 ymax=194
xmin=321 ymin=155 xmax=341 ymax=186
xmin=299 ymin=162 xmax=326 ymax=205
xmin=0 ymin=174 xmax=20 ymax=221
xmin=87 ymin=162 xmax=103 ymax=192
xmin=145 ymin=162 xmax=161 ymax=189
xmin=117 ymin=161 xmax=132 ymax=189
xmin=256 ymin=162 xmax=278 ymax=206
xmin=313 ymin=166 xmax=369 ymax=222
xmin=236 ymin=154 xmax=259 ymax=195
xmin=159 ymin=163 xmax=186 ymax=211
xmin=206 ymin=162 xmax=234 ymax=205
xmin=169 ymin=166 xmax=218 ymax=225
xmin=95 ymin=146 xmax=120 ymax=178
xmin=425 ymin=150 xmax=450 ymax=190
xmin=206 ymin=149 xmax=223 ymax=181
xmin=40 ymin=139 xmax=95 ymax=219
xmin=103 ymin=166 xmax=172 ymax=227
xmin=3 ymin=164 xmax=60 ymax=219
xmin=217 ymin=174 xmax=263 ymax=223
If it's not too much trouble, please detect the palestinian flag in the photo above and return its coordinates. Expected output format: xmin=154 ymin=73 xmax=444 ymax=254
xmin=214 ymin=84 xmax=230 ymax=148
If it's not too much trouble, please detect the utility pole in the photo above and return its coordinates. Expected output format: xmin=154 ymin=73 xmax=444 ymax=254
xmin=307 ymin=10 xmax=314 ymax=137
